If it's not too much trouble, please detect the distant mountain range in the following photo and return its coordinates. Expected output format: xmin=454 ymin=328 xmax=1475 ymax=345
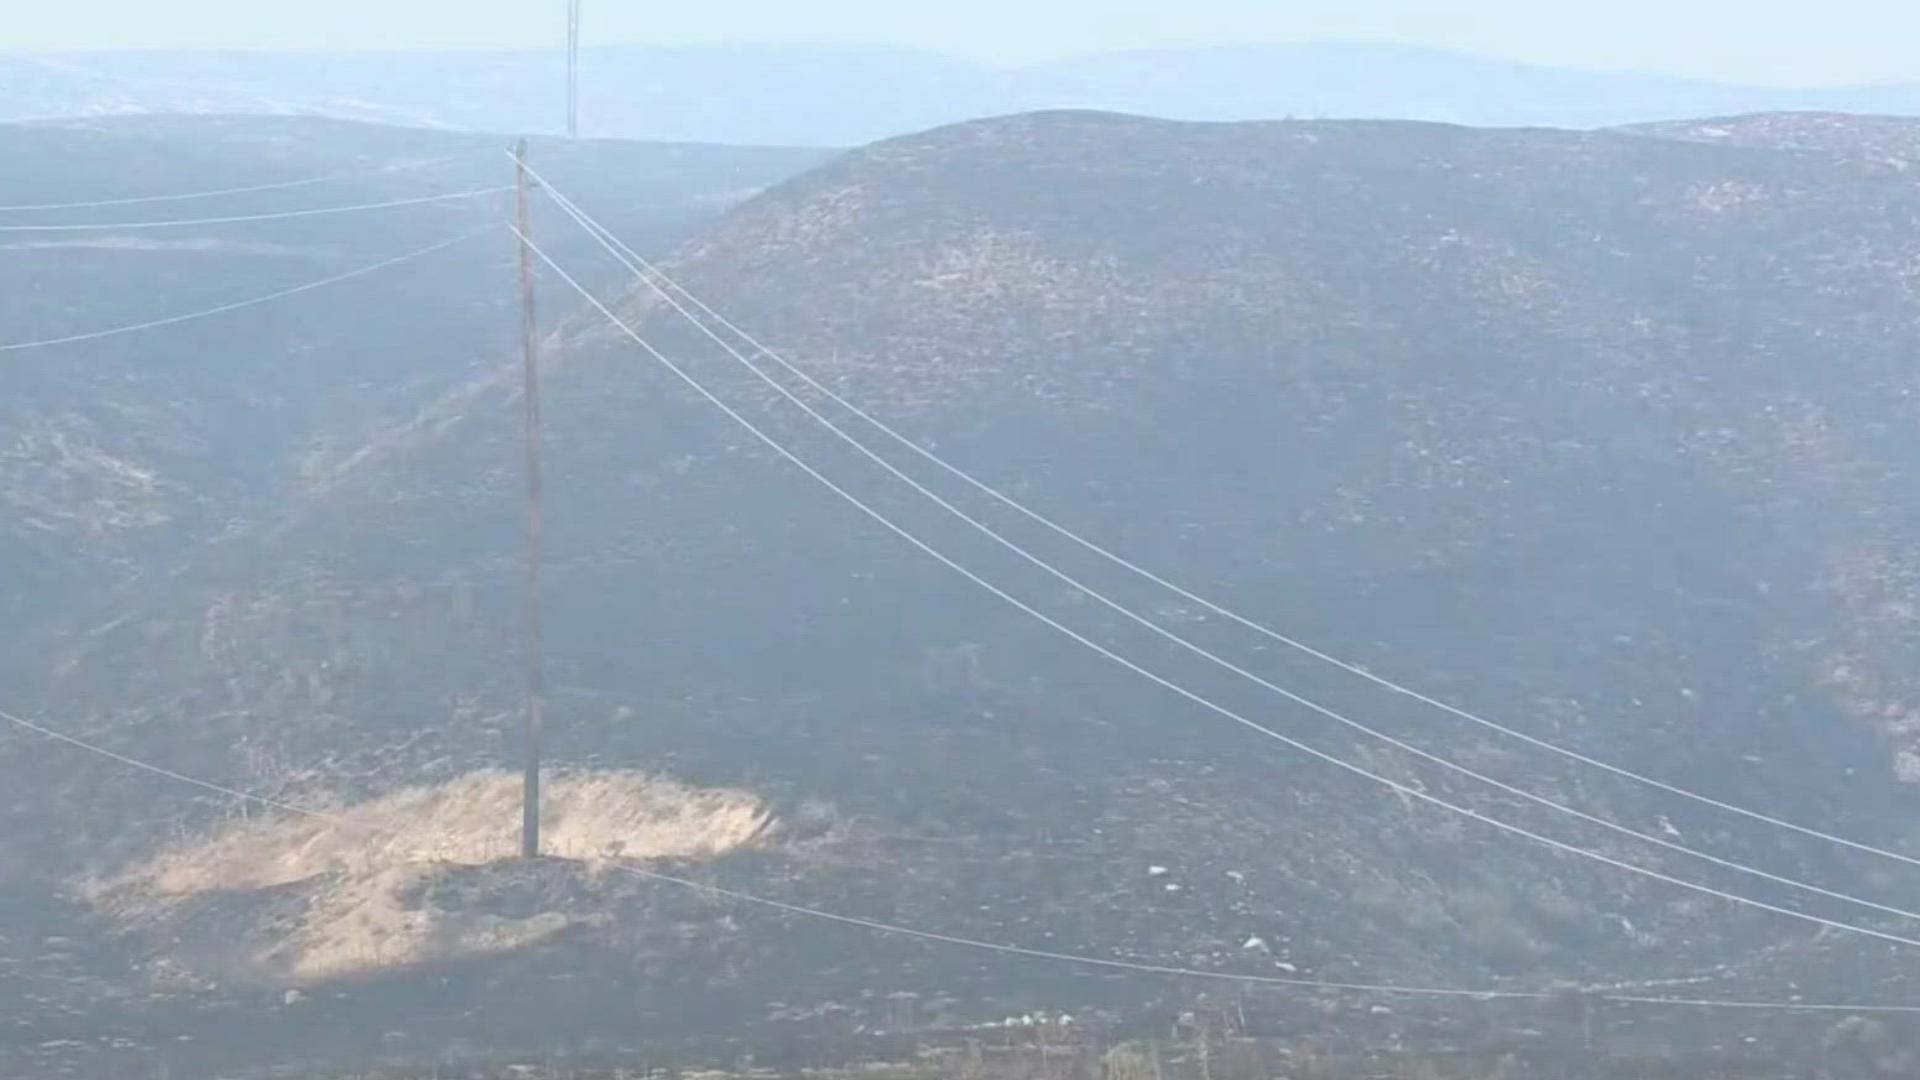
xmin=10 ymin=42 xmax=1920 ymax=144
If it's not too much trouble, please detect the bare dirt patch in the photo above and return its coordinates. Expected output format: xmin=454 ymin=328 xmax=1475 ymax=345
xmin=90 ymin=768 xmax=776 ymax=982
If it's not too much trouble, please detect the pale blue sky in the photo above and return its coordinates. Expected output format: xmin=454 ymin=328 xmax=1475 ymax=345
xmin=6 ymin=0 xmax=1915 ymax=87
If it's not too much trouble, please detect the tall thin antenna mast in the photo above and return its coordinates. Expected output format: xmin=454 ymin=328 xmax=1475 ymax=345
xmin=513 ymin=139 xmax=544 ymax=859
xmin=566 ymin=0 xmax=582 ymax=138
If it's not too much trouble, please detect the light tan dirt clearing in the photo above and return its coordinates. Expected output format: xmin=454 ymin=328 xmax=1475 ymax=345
xmin=93 ymin=768 xmax=775 ymax=981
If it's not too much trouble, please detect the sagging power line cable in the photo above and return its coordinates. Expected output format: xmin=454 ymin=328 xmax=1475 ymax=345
xmin=0 ymin=186 xmax=510 ymax=232
xmin=0 ymin=228 xmax=490 ymax=353
xmin=0 ymin=706 xmax=350 ymax=825
xmin=517 ymin=160 xmax=1920 ymax=876
xmin=606 ymin=861 xmax=1548 ymax=1000
xmin=516 ymin=226 xmax=1920 ymax=952
xmin=4 ymin=701 xmax=1914 ymax=1013
xmin=612 ymin=862 xmax=1920 ymax=1013
xmin=0 ymin=155 xmax=460 ymax=213
xmin=524 ymin=170 xmax=1920 ymax=930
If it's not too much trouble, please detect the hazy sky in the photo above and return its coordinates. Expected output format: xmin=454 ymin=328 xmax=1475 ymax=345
xmin=7 ymin=0 xmax=1915 ymax=87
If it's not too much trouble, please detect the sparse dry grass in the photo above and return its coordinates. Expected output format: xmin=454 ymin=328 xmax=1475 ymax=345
xmin=94 ymin=768 xmax=776 ymax=981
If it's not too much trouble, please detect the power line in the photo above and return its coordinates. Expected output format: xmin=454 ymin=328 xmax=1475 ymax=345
xmin=0 ymin=156 xmax=459 ymax=213
xmin=0 ymin=186 xmax=511 ymax=232
xmin=608 ymin=861 xmax=1549 ymax=1000
xmin=6 ymin=700 xmax=1916 ymax=1014
xmin=522 ymin=170 xmax=1920 ymax=931
xmin=0 ymin=229 xmax=489 ymax=353
xmin=611 ymin=862 xmax=1920 ymax=1014
xmin=0 ymin=707 xmax=351 ymax=825
xmin=521 ymin=170 xmax=1920 ymax=877
xmin=515 ymin=226 xmax=1920 ymax=952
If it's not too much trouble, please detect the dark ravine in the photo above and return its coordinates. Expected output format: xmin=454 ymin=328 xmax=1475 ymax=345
xmin=7 ymin=110 xmax=1920 ymax=1075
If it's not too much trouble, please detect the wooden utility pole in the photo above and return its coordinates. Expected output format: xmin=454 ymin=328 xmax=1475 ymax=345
xmin=566 ymin=0 xmax=582 ymax=138
xmin=514 ymin=138 xmax=544 ymax=859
